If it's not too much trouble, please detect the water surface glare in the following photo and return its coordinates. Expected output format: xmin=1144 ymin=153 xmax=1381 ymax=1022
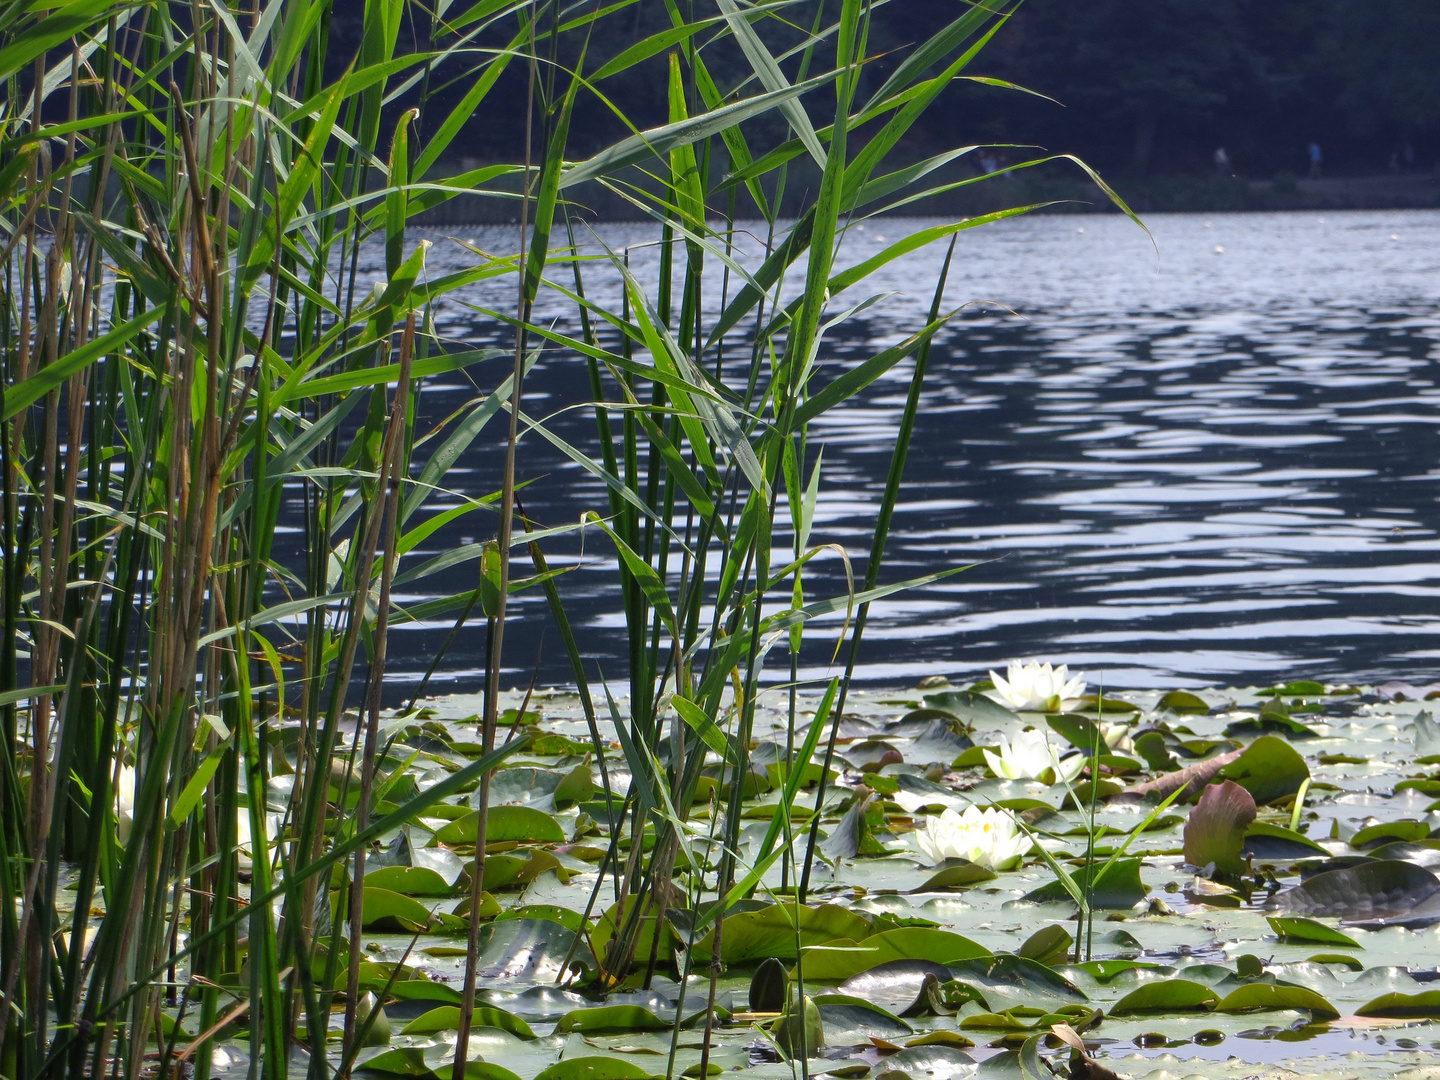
xmin=372 ymin=209 xmax=1440 ymax=695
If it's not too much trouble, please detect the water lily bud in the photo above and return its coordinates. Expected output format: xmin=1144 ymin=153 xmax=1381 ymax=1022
xmin=772 ymin=993 xmax=823 ymax=1059
xmin=749 ymin=957 xmax=788 ymax=1012
xmin=356 ymin=991 xmax=391 ymax=1046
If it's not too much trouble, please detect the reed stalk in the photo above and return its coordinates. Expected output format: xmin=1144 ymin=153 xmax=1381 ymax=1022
xmin=0 ymin=2 xmax=1129 ymax=1076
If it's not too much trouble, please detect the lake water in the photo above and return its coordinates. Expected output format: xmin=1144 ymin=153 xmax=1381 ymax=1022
xmin=371 ymin=209 xmax=1440 ymax=698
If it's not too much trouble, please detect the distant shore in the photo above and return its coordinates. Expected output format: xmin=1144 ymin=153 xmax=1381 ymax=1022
xmin=416 ymin=170 xmax=1440 ymax=227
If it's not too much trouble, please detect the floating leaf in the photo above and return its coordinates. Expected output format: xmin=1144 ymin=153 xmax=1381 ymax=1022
xmin=469 ymin=918 xmax=595 ymax=983
xmin=1157 ymin=691 xmax=1210 ymax=714
xmin=363 ymin=866 xmax=455 ymax=897
xmin=913 ymin=859 xmax=997 ymax=891
xmin=554 ymin=1005 xmax=671 ymax=1034
xmin=1022 ymin=858 xmax=1147 ymax=910
xmin=1216 ymin=735 xmax=1309 ymax=806
xmin=837 ymin=960 xmax=954 ymax=1015
xmin=356 ymin=887 xmax=438 ymax=932
xmin=946 ymin=956 xmax=1088 ymax=1008
xmin=693 ymin=903 xmax=872 ymax=963
xmin=1266 ymin=916 xmax=1360 ymax=947
xmin=772 ymin=994 xmax=825 ymax=1058
xmin=923 ymin=690 xmax=1015 ymax=725
xmin=800 ymin=927 xmax=990 ymax=981
xmin=1183 ymin=780 xmax=1255 ymax=875
xmin=1351 ymin=820 xmax=1431 ymax=849
xmin=811 ymin=993 xmax=913 ymax=1037
xmin=1273 ymin=860 xmax=1440 ymax=923
xmin=1356 ymin=990 xmax=1440 ymax=1018
xmin=435 ymin=805 xmax=565 ymax=845
xmin=1017 ymin=924 xmax=1073 ymax=968
xmin=1110 ymin=979 xmax=1219 ymax=1015
xmin=1243 ymin=822 xmax=1327 ymax=859
xmin=1215 ymin=983 xmax=1339 ymax=1020
xmin=533 ymin=1058 xmax=657 ymax=1080
xmin=1133 ymin=731 xmax=1178 ymax=772
xmin=399 ymin=1005 xmax=535 ymax=1039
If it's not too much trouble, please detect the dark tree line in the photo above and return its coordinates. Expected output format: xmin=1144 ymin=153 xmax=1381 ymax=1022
xmin=340 ymin=0 xmax=1440 ymax=181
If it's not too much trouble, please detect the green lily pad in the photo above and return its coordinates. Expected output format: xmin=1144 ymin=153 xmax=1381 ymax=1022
xmin=435 ymin=805 xmax=565 ymax=845
xmin=923 ymin=690 xmax=1015 ymax=725
xmin=836 ymin=960 xmax=953 ymax=1015
xmin=363 ymin=865 xmax=455 ymax=897
xmin=800 ymin=927 xmax=991 ymax=982
xmin=1110 ymin=979 xmax=1219 ymax=1015
xmin=399 ymin=1005 xmax=536 ymax=1039
xmin=356 ymin=887 xmax=439 ymax=932
xmin=1266 ymin=916 xmax=1361 ymax=947
xmin=554 ymin=1005 xmax=672 ymax=1034
xmin=693 ymin=903 xmax=873 ymax=963
xmin=1021 ymin=857 xmax=1147 ymax=909
xmin=1016 ymin=924 xmax=1073 ymax=967
xmin=533 ymin=1058 xmax=657 ymax=1080
xmin=1356 ymin=990 xmax=1440 ymax=1018
xmin=1351 ymin=819 xmax=1432 ymax=849
xmin=1215 ymin=982 xmax=1340 ymax=1019
xmin=1243 ymin=821 xmax=1328 ymax=859
xmin=1157 ymin=691 xmax=1210 ymax=714
xmin=912 ymin=860 xmax=997 ymax=891
xmin=1216 ymin=735 xmax=1310 ymax=805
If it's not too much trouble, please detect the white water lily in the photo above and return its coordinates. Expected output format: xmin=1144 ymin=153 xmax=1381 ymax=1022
xmin=915 ymin=805 xmax=1033 ymax=870
xmin=115 ymin=764 xmax=136 ymax=843
xmin=113 ymin=764 xmax=272 ymax=869
xmin=987 ymin=659 xmax=1087 ymax=713
xmin=983 ymin=727 xmax=1085 ymax=785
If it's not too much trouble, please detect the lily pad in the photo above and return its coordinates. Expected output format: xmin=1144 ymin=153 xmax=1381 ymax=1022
xmin=1021 ymin=858 xmax=1147 ymax=909
xmin=554 ymin=1005 xmax=673 ymax=1034
xmin=533 ymin=1058 xmax=657 ymax=1080
xmin=435 ymin=805 xmax=566 ymax=845
xmin=836 ymin=960 xmax=955 ymax=1015
xmin=693 ymin=903 xmax=873 ymax=963
xmin=1214 ymin=982 xmax=1340 ymax=1020
xmin=1272 ymin=859 xmax=1440 ymax=923
xmin=1157 ymin=691 xmax=1210 ymax=714
xmin=1110 ymin=979 xmax=1219 ymax=1015
xmin=1356 ymin=990 xmax=1440 ymax=1018
xmin=1216 ymin=735 xmax=1310 ymax=806
xmin=800 ymin=927 xmax=991 ymax=982
xmin=399 ymin=1005 xmax=536 ymax=1039
xmin=1265 ymin=916 xmax=1360 ymax=947
xmin=469 ymin=918 xmax=595 ymax=983
xmin=912 ymin=859 xmax=997 ymax=891
xmin=1183 ymin=779 xmax=1255 ymax=875
xmin=1243 ymin=822 xmax=1328 ymax=859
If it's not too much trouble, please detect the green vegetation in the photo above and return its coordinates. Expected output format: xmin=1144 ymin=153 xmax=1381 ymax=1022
xmin=8 ymin=3 xmax=1440 ymax=1080
xmin=0 ymin=1 xmax=1131 ymax=1077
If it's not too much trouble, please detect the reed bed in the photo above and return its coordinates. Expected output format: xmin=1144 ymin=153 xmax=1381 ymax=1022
xmin=0 ymin=2 xmax=1127 ymax=1077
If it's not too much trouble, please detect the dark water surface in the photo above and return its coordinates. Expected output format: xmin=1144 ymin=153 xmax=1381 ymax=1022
xmin=356 ymin=209 xmax=1440 ymax=697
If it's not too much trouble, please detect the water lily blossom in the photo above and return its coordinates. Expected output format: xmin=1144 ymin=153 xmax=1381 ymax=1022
xmin=983 ymin=727 xmax=1085 ymax=784
xmin=915 ymin=805 xmax=1033 ymax=870
xmin=987 ymin=659 xmax=1087 ymax=713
